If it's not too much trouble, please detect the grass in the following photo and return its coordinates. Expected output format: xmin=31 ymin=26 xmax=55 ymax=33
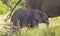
xmin=0 ymin=15 xmax=60 ymax=36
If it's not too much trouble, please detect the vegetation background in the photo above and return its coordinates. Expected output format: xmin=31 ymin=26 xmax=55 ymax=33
xmin=0 ymin=0 xmax=60 ymax=36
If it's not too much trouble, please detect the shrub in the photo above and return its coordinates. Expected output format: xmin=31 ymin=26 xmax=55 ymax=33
xmin=0 ymin=1 xmax=9 ymax=15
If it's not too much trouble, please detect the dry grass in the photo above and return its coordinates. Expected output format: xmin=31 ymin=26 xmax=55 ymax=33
xmin=0 ymin=15 xmax=60 ymax=36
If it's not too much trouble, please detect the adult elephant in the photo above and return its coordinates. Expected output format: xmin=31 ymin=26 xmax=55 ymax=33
xmin=25 ymin=0 xmax=60 ymax=17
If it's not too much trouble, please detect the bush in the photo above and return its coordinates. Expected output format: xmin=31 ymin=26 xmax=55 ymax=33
xmin=0 ymin=1 xmax=9 ymax=15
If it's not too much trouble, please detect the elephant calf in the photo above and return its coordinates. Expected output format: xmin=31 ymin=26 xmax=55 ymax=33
xmin=11 ymin=8 xmax=49 ymax=32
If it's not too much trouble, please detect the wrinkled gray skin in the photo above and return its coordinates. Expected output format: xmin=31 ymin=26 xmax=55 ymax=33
xmin=25 ymin=0 xmax=60 ymax=17
xmin=11 ymin=8 xmax=49 ymax=32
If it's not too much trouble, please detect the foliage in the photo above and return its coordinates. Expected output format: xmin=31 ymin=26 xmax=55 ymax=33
xmin=0 ymin=0 xmax=25 ymax=15
xmin=0 ymin=1 xmax=9 ymax=15
xmin=0 ymin=15 xmax=60 ymax=36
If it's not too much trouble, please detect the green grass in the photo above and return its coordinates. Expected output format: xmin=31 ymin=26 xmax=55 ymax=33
xmin=0 ymin=15 xmax=60 ymax=36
